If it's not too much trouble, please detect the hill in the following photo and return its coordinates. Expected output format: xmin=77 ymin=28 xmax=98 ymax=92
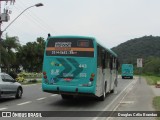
xmin=111 ymin=35 xmax=160 ymax=64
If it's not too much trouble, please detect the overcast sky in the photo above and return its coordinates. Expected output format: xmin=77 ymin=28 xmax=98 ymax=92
xmin=1 ymin=0 xmax=160 ymax=48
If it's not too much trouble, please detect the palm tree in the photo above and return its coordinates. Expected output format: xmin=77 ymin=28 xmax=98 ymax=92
xmin=0 ymin=34 xmax=20 ymax=72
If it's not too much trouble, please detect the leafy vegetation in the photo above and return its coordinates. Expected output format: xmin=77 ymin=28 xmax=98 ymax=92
xmin=112 ymin=35 xmax=160 ymax=64
xmin=0 ymin=34 xmax=20 ymax=72
xmin=144 ymin=76 xmax=160 ymax=85
xmin=112 ymin=35 xmax=160 ymax=75
xmin=153 ymin=96 xmax=160 ymax=110
xmin=0 ymin=35 xmax=45 ymax=73
xmin=153 ymin=96 xmax=160 ymax=120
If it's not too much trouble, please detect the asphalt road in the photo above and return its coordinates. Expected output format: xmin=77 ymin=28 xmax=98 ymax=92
xmin=0 ymin=77 xmax=156 ymax=120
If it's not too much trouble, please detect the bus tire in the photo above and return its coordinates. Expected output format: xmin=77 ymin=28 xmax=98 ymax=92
xmin=98 ymin=83 xmax=106 ymax=101
xmin=110 ymin=84 xmax=115 ymax=93
xmin=111 ymin=79 xmax=117 ymax=93
xmin=110 ymin=88 xmax=114 ymax=93
xmin=61 ymin=94 xmax=73 ymax=99
xmin=0 ymin=90 xmax=1 ymax=98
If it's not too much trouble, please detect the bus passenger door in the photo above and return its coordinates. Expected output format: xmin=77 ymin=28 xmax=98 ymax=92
xmin=109 ymin=57 xmax=113 ymax=91
xmin=102 ymin=50 xmax=107 ymax=93
xmin=95 ymin=46 xmax=104 ymax=97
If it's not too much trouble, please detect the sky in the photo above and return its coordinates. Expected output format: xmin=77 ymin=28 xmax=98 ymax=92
xmin=1 ymin=0 xmax=160 ymax=48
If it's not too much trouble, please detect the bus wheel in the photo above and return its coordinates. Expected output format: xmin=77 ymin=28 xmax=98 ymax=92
xmin=61 ymin=94 xmax=73 ymax=99
xmin=110 ymin=89 xmax=114 ymax=93
xmin=98 ymin=84 xmax=106 ymax=101
xmin=110 ymin=84 xmax=116 ymax=93
xmin=111 ymin=80 xmax=116 ymax=93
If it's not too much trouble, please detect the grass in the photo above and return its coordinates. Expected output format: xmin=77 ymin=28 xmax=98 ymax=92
xmin=144 ymin=76 xmax=160 ymax=85
xmin=145 ymin=75 xmax=160 ymax=120
xmin=153 ymin=96 xmax=160 ymax=111
xmin=153 ymin=96 xmax=160 ymax=120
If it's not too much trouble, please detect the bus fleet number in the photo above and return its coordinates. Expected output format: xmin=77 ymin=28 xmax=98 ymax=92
xmin=79 ymin=64 xmax=87 ymax=68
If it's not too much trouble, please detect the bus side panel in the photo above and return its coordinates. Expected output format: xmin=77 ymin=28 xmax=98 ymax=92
xmin=111 ymin=59 xmax=118 ymax=90
xmin=95 ymin=67 xmax=103 ymax=97
xmin=111 ymin=69 xmax=116 ymax=90
xmin=104 ymin=68 xmax=111 ymax=93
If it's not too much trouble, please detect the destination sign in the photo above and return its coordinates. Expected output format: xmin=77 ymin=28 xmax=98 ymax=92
xmin=46 ymin=38 xmax=94 ymax=57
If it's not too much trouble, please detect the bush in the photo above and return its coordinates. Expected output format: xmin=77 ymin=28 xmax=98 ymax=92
xmin=28 ymin=79 xmax=37 ymax=83
xmin=16 ymin=76 xmax=25 ymax=82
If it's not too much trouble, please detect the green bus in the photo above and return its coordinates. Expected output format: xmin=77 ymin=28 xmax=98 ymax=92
xmin=42 ymin=35 xmax=118 ymax=101
xmin=121 ymin=64 xmax=133 ymax=79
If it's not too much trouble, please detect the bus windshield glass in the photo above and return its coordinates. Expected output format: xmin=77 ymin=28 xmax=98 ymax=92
xmin=46 ymin=38 xmax=94 ymax=57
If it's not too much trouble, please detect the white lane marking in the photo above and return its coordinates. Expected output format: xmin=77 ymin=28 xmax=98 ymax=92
xmin=106 ymin=83 xmax=136 ymax=120
xmin=0 ymin=108 xmax=8 ymax=111
xmin=17 ymin=101 xmax=32 ymax=106
xmin=120 ymin=101 xmax=134 ymax=104
xmin=104 ymin=80 xmax=136 ymax=111
xmin=92 ymin=80 xmax=136 ymax=120
xmin=51 ymin=94 xmax=58 ymax=97
xmin=36 ymin=97 xmax=46 ymax=101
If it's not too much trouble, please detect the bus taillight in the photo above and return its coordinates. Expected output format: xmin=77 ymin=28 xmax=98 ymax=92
xmin=90 ymin=78 xmax=93 ymax=81
xmin=90 ymin=73 xmax=95 ymax=81
xmin=43 ymin=72 xmax=46 ymax=75
xmin=43 ymin=71 xmax=47 ymax=79
xmin=44 ymin=75 xmax=47 ymax=79
xmin=91 ymin=73 xmax=95 ymax=77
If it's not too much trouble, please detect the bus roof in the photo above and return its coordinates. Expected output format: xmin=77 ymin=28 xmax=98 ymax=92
xmin=97 ymin=43 xmax=118 ymax=58
xmin=47 ymin=35 xmax=118 ymax=57
xmin=47 ymin=35 xmax=95 ymax=40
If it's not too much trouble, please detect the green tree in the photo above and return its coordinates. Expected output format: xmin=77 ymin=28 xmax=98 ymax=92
xmin=143 ymin=57 xmax=160 ymax=75
xmin=0 ymin=34 xmax=20 ymax=72
xmin=16 ymin=37 xmax=45 ymax=72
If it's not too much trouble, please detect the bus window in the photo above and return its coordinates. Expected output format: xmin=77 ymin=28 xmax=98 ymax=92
xmin=106 ymin=52 xmax=110 ymax=68
xmin=116 ymin=59 xmax=119 ymax=70
xmin=97 ymin=46 xmax=102 ymax=68
xmin=102 ymin=50 xmax=106 ymax=69
xmin=109 ymin=56 xmax=113 ymax=70
xmin=113 ymin=57 xmax=116 ymax=69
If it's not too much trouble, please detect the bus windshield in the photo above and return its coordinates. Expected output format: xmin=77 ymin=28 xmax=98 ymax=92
xmin=46 ymin=38 xmax=94 ymax=57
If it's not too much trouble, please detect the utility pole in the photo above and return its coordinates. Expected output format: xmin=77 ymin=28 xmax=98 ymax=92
xmin=0 ymin=0 xmax=15 ymax=72
xmin=0 ymin=0 xmax=14 ymax=39
xmin=0 ymin=0 xmax=1 ymax=72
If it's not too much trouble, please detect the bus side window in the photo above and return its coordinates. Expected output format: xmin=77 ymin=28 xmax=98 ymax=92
xmin=102 ymin=50 xmax=106 ymax=69
xmin=97 ymin=46 xmax=102 ymax=68
xmin=116 ymin=59 xmax=119 ymax=70
xmin=104 ymin=52 xmax=108 ymax=69
xmin=113 ymin=57 xmax=116 ymax=69
xmin=110 ymin=56 xmax=113 ymax=70
xmin=106 ymin=52 xmax=110 ymax=68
